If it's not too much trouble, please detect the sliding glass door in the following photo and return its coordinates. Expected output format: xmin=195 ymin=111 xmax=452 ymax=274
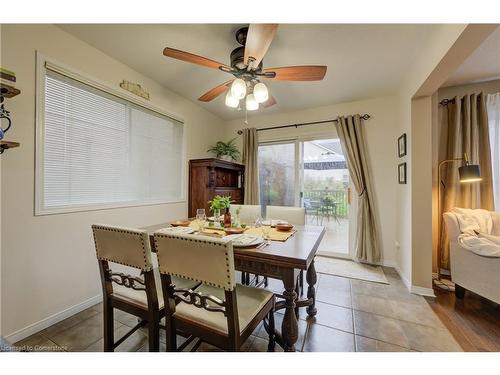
xmin=258 ymin=137 xmax=355 ymax=258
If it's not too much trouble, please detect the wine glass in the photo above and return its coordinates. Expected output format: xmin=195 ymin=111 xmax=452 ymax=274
xmin=196 ymin=209 xmax=206 ymax=231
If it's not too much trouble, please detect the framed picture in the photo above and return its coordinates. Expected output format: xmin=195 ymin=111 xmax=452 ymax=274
xmin=398 ymin=133 xmax=407 ymax=157
xmin=398 ymin=162 xmax=407 ymax=184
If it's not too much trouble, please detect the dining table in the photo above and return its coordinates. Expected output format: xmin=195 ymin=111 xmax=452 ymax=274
xmin=142 ymin=222 xmax=326 ymax=352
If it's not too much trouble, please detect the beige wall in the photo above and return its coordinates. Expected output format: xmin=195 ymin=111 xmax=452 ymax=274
xmin=0 ymin=24 xmax=225 ymax=339
xmin=396 ymin=24 xmax=497 ymax=292
xmin=225 ymin=96 xmax=400 ymax=267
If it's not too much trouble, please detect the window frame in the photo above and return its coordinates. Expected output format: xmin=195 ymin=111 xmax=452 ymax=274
xmin=35 ymin=53 xmax=186 ymax=216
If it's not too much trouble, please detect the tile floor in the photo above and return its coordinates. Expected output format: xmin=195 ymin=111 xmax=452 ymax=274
xmin=12 ymin=267 xmax=463 ymax=352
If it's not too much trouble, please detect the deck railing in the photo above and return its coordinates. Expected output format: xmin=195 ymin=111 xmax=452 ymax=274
xmin=302 ymin=189 xmax=348 ymax=218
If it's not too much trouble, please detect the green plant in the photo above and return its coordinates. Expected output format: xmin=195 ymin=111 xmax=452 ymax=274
xmin=208 ymin=195 xmax=233 ymax=213
xmin=235 ymin=206 xmax=241 ymax=215
xmin=207 ymin=138 xmax=241 ymax=161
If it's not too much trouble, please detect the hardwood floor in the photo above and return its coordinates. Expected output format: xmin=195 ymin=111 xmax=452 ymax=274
xmin=426 ymin=287 xmax=500 ymax=351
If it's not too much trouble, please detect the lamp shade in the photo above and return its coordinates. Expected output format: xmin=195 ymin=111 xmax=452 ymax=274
xmin=246 ymin=94 xmax=259 ymax=111
xmin=253 ymin=82 xmax=269 ymax=103
xmin=225 ymin=91 xmax=239 ymax=108
xmin=230 ymin=78 xmax=246 ymax=100
xmin=459 ymin=164 xmax=482 ymax=183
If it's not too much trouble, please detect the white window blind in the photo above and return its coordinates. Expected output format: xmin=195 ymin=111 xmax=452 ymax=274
xmin=40 ymin=70 xmax=184 ymax=213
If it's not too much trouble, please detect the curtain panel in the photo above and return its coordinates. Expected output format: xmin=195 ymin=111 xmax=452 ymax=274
xmin=487 ymin=93 xmax=500 ymax=210
xmin=241 ymin=128 xmax=260 ymax=205
xmin=439 ymin=93 xmax=494 ymax=270
xmin=335 ymin=115 xmax=381 ymax=264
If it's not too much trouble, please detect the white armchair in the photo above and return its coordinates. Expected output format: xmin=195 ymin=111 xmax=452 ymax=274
xmin=443 ymin=210 xmax=500 ymax=303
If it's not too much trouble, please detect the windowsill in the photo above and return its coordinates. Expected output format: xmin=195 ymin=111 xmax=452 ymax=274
xmin=34 ymin=199 xmax=187 ymax=216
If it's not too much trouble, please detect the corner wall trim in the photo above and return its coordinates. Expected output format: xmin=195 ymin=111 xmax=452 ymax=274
xmin=4 ymin=294 xmax=102 ymax=344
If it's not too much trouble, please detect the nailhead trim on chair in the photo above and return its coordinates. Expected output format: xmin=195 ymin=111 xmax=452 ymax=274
xmin=154 ymin=232 xmax=234 ymax=291
xmin=92 ymin=224 xmax=153 ymax=271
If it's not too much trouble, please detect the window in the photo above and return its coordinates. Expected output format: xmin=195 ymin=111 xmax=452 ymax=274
xmin=36 ymin=67 xmax=184 ymax=214
xmin=487 ymin=93 xmax=500 ymax=210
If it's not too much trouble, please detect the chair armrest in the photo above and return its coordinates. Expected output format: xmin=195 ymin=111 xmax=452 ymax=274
xmin=491 ymin=212 xmax=500 ymax=236
xmin=443 ymin=212 xmax=461 ymax=243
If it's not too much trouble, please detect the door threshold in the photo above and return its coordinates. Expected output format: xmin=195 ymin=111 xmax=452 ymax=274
xmin=317 ymin=251 xmax=352 ymax=260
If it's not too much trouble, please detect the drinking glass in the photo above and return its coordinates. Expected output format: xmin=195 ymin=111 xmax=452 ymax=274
xmin=261 ymin=225 xmax=271 ymax=241
xmin=196 ymin=209 xmax=206 ymax=231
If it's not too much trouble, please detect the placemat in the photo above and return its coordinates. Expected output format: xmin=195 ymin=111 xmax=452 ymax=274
xmin=244 ymin=226 xmax=296 ymax=242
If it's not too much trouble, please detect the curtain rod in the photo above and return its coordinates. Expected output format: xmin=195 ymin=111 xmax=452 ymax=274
xmin=439 ymin=95 xmax=483 ymax=106
xmin=236 ymin=113 xmax=371 ymax=135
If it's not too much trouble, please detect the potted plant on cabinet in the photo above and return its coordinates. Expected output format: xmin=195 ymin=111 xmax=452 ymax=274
xmin=207 ymin=138 xmax=240 ymax=162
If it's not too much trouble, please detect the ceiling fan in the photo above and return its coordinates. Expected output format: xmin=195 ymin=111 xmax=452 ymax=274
xmin=162 ymin=24 xmax=327 ymax=111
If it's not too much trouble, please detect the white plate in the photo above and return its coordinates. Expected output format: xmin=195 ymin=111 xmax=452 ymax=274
xmin=262 ymin=219 xmax=288 ymax=227
xmin=224 ymin=234 xmax=264 ymax=248
xmin=158 ymin=227 xmax=195 ymax=235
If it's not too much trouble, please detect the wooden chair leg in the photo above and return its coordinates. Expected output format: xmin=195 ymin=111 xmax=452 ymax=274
xmin=267 ymin=310 xmax=276 ymax=352
xmin=103 ymin=302 xmax=114 ymax=352
xmin=148 ymin=313 xmax=160 ymax=352
xmin=299 ymin=270 xmax=304 ymax=297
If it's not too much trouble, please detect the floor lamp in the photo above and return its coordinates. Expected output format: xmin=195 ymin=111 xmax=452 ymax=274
xmin=435 ymin=152 xmax=482 ymax=290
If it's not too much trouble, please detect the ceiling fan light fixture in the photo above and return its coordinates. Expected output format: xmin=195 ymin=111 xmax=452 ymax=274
xmin=231 ymin=78 xmax=247 ymax=100
xmin=246 ymin=94 xmax=259 ymax=111
xmin=225 ymin=91 xmax=239 ymax=108
xmin=253 ymin=82 xmax=269 ymax=103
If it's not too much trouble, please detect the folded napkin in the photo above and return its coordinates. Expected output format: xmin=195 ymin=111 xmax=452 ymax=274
xmin=230 ymin=234 xmax=258 ymax=246
xmin=158 ymin=227 xmax=193 ymax=234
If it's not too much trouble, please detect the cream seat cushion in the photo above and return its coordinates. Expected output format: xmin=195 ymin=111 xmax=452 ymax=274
xmin=112 ymin=269 xmax=198 ymax=309
xmin=174 ymin=284 xmax=273 ymax=334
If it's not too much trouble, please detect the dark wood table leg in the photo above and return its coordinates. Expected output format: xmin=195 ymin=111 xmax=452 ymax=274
xmin=306 ymin=259 xmax=318 ymax=317
xmin=281 ymin=269 xmax=299 ymax=352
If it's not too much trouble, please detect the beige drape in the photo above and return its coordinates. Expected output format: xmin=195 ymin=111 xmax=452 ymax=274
xmin=242 ymin=128 xmax=260 ymax=204
xmin=335 ymin=115 xmax=381 ymax=263
xmin=439 ymin=93 xmax=494 ymax=270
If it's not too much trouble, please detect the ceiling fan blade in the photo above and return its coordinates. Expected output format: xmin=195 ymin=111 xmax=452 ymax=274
xmin=262 ymin=95 xmax=277 ymax=108
xmin=198 ymin=80 xmax=234 ymax=102
xmin=263 ymin=66 xmax=327 ymax=81
xmin=244 ymin=24 xmax=278 ymax=69
xmin=163 ymin=47 xmax=231 ymax=71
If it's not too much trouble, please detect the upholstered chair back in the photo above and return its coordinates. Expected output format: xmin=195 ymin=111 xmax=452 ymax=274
xmin=92 ymin=224 xmax=153 ymax=271
xmin=230 ymin=204 xmax=305 ymax=225
xmin=267 ymin=206 xmax=306 ymax=225
xmin=154 ymin=233 xmax=235 ymax=291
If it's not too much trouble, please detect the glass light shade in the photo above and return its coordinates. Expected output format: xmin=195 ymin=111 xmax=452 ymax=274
xmin=253 ymin=82 xmax=269 ymax=103
xmin=459 ymin=164 xmax=482 ymax=183
xmin=230 ymin=78 xmax=246 ymax=100
xmin=225 ymin=91 xmax=239 ymax=108
xmin=246 ymin=94 xmax=259 ymax=111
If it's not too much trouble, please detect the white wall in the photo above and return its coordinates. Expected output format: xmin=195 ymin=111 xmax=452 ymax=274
xmin=0 ymin=24 xmax=225 ymax=340
xmin=225 ymin=96 xmax=400 ymax=267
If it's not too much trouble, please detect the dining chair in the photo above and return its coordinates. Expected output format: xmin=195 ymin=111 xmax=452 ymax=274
xmin=92 ymin=224 xmax=198 ymax=352
xmin=153 ymin=232 xmax=276 ymax=352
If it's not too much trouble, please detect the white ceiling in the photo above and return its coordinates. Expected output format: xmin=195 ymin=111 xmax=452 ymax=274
xmin=444 ymin=26 xmax=500 ymax=87
xmin=58 ymin=24 xmax=439 ymax=120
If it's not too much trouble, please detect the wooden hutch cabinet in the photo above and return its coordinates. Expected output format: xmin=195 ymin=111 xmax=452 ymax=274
xmin=188 ymin=158 xmax=245 ymax=218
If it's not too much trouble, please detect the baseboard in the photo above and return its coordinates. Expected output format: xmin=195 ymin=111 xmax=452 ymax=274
xmin=4 ymin=294 xmax=102 ymax=344
xmin=410 ymin=285 xmax=436 ymax=298
xmin=394 ymin=265 xmax=411 ymax=291
xmin=316 ymin=253 xmax=398 ymax=269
